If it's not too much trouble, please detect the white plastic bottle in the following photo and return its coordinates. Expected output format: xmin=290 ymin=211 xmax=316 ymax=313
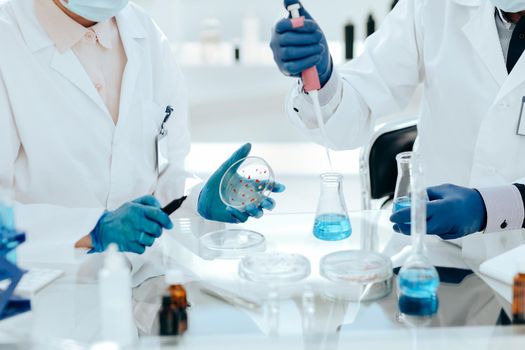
xmin=98 ymin=244 xmax=137 ymax=347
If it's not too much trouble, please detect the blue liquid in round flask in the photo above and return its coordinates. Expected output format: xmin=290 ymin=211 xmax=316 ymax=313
xmin=398 ymin=262 xmax=440 ymax=317
xmin=313 ymin=173 xmax=351 ymax=241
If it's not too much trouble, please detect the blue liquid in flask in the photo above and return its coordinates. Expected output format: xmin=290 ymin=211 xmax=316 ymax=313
xmin=393 ymin=196 xmax=411 ymax=213
xmin=313 ymin=214 xmax=352 ymax=241
xmin=398 ymin=268 xmax=439 ymax=316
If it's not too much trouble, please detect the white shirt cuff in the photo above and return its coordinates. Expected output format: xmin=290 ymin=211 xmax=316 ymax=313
xmin=477 ymin=185 xmax=525 ymax=233
xmin=291 ymin=69 xmax=343 ymax=129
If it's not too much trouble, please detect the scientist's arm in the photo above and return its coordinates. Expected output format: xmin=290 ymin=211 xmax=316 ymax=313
xmin=0 ymin=72 xmax=104 ymax=247
xmin=390 ymin=182 xmax=525 ymax=240
xmin=0 ymin=67 xmax=171 ymax=256
xmin=271 ymin=0 xmax=424 ymax=150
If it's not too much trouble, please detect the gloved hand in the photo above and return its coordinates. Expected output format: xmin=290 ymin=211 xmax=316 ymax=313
xmin=90 ymin=195 xmax=173 ymax=254
xmin=270 ymin=0 xmax=333 ymax=87
xmin=390 ymin=184 xmax=487 ymax=240
xmin=198 ymin=143 xmax=286 ymax=223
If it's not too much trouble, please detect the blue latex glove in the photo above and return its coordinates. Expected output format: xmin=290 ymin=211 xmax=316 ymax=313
xmin=198 ymin=143 xmax=286 ymax=223
xmin=90 ymin=195 xmax=173 ymax=254
xmin=390 ymin=184 xmax=487 ymax=240
xmin=270 ymin=0 xmax=333 ymax=87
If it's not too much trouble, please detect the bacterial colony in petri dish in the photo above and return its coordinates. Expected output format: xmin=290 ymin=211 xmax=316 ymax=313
xmin=220 ymin=157 xmax=274 ymax=211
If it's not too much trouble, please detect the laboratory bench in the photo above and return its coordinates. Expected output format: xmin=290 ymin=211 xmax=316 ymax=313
xmin=1 ymin=211 xmax=525 ymax=349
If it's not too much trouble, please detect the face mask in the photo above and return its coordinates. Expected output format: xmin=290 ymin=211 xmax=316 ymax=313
xmin=60 ymin=0 xmax=129 ymax=22
xmin=489 ymin=0 xmax=525 ymax=12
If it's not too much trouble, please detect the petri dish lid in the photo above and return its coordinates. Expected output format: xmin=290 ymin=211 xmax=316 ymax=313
xmin=238 ymin=252 xmax=311 ymax=284
xmin=320 ymin=250 xmax=393 ymax=285
xmin=199 ymin=229 xmax=266 ymax=259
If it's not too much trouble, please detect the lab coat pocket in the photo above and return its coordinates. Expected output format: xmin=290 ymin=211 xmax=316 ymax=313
xmin=141 ymin=100 xmax=164 ymax=175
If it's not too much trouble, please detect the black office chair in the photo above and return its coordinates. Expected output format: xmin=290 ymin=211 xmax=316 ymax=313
xmin=360 ymin=119 xmax=418 ymax=210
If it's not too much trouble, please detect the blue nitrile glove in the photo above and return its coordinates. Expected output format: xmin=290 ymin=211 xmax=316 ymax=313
xmin=270 ymin=0 xmax=333 ymax=87
xmin=390 ymin=184 xmax=487 ymax=240
xmin=90 ymin=195 xmax=173 ymax=254
xmin=198 ymin=143 xmax=286 ymax=223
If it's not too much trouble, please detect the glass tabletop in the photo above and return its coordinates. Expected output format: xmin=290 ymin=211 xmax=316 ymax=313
xmin=0 ymin=210 xmax=519 ymax=349
xmin=134 ymin=211 xmax=508 ymax=337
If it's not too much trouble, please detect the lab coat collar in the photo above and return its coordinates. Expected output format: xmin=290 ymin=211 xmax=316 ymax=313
xmin=115 ymin=3 xmax=147 ymax=126
xmin=12 ymin=0 xmax=147 ymax=53
xmin=10 ymin=0 xmax=109 ymax=117
xmin=11 ymin=0 xmax=54 ymax=53
xmin=12 ymin=0 xmax=149 ymax=122
xmin=498 ymin=40 xmax=525 ymax=100
xmin=115 ymin=3 xmax=147 ymax=41
xmin=462 ymin=0 xmax=508 ymax=88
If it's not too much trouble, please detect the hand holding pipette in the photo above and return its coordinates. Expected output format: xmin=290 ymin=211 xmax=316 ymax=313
xmin=275 ymin=1 xmax=333 ymax=169
xmin=270 ymin=1 xmax=333 ymax=86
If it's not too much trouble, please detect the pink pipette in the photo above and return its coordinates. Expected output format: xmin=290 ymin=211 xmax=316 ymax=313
xmin=288 ymin=3 xmax=333 ymax=170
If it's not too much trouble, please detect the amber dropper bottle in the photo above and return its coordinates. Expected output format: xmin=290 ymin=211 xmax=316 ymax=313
xmin=512 ymin=260 xmax=525 ymax=325
xmin=167 ymin=270 xmax=189 ymax=334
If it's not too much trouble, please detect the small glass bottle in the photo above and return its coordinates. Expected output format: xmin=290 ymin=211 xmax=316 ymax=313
xmin=313 ymin=173 xmax=351 ymax=241
xmin=166 ymin=270 xmax=188 ymax=335
xmin=159 ymin=296 xmax=179 ymax=336
xmin=397 ymin=153 xmax=440 ymax=320
xmin=512 ymin=260 xmax=525 ymax=325
xmin=393 ymin=152 xmax=413 ymax=213
xmin=170 ymin=285 xmax=188 ymax=334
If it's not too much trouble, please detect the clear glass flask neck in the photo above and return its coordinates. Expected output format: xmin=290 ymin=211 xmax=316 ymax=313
xmin=316 ymin=173 xmax=346 ymax=214
xmin=410 ymin=155 xmax=427 ymax=256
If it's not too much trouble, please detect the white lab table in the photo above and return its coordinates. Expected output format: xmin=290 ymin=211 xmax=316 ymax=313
xmin=1 ymin=211 xmax=525 ymax=349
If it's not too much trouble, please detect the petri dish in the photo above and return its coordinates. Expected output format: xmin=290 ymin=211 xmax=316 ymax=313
xmin=219 ymin=157 xmax=275 ymax=212
xmin=238 ymin=252 xmax=311 ymax=284
xmin=199 ymin=229 xmax=266 ymax=260
xmin=320 ymin=250 xmax=393 ymax=301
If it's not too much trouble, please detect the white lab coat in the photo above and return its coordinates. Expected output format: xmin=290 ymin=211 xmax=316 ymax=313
xmin=287 ymin=0 xmax=525 ymax=261
xmin=0 ymin=0 xmax=210 ymax=278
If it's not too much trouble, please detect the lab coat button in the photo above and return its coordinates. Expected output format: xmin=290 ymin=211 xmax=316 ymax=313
xmin=84 ymin=31 xmax=96 ymax=42
xmin=95 ymin=83 xmax=103 ymax=90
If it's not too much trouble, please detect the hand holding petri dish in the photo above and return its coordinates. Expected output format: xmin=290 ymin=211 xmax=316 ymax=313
xmin=219 ymin=157 xmax=275 ymax=212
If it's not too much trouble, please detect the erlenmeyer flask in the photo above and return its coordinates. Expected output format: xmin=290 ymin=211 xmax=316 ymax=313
xmin=313 ymin=173 xmax=351 ymax=241
xmin=393 ymin=152 xmax=413 ymax=213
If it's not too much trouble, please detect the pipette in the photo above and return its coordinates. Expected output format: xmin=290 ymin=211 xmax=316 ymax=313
xmin=288 ymin=3 xmax=333 ymax=170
